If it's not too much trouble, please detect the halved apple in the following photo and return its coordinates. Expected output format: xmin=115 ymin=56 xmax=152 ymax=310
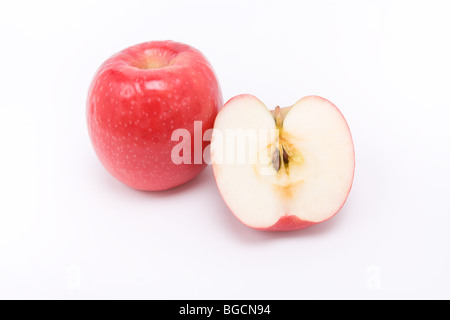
xmin=211 ymin=95 xmax=355 ymax=231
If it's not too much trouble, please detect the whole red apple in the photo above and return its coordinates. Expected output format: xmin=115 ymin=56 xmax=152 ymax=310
xmin=87 ymin=41 xmax=222 ymax=191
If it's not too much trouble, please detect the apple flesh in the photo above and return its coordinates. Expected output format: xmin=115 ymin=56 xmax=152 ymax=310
xmin=87 ymin=41 xmax=222 ymax=191
xmin=211 ymin=95 xmax=355 ymax=231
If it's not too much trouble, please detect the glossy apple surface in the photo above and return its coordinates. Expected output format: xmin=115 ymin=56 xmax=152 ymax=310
xmin=87 ymin=41 xmax=222 ymax=191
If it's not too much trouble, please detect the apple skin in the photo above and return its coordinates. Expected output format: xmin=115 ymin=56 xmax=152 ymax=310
xmin=212 ymin=94 xmax=355 ymax=231
xmin=87 ymin=41 xmax=222 ymax=191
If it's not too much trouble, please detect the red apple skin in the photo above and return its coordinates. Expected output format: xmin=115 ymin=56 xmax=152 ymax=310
xmin=264 ymin=216 xmax=315 ymax=231
xmin=87 ymin=41 xmax=222 ymax=191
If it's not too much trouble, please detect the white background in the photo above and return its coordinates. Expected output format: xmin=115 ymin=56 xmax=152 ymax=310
xmin=1 ymin=0 xmax=449 ymax=300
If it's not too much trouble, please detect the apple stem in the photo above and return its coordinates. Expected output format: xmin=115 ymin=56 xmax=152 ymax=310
xmin=274 ymin=106 xmax=283 ymax=129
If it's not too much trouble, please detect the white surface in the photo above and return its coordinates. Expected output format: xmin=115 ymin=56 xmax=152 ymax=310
xmin=1 ymin=0 xmax=449 ymax=300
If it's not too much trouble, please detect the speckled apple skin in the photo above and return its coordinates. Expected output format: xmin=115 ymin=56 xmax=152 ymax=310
xmin=87 ymin=41 xmax=222 ymax=191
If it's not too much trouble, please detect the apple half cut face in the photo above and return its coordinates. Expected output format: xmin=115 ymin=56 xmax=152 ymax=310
xmin=211 ymin=95 xmax=355 ymax=231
